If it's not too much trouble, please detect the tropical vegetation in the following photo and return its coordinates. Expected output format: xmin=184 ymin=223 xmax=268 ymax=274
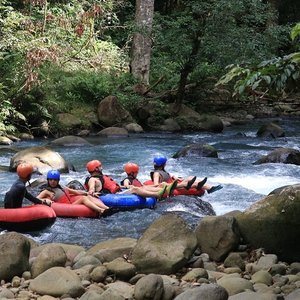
xmin=0 ymin=0 xmax=299 ymax=135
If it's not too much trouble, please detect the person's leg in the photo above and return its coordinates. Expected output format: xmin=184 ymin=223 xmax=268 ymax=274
xmin=88 ymin=195 xmax=109 ymax=209
xmin=72 ymin=196 xmax=105 ymax=213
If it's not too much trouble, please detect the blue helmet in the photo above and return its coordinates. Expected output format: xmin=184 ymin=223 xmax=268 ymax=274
xmin=47 ymin=170 xmax=60 ymax=181
xmin=153 ymin=155 xmax=167 ymax=167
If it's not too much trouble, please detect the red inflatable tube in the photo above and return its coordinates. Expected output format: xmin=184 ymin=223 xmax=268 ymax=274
xmin=51 ymin=202 xmax=99 ymax=218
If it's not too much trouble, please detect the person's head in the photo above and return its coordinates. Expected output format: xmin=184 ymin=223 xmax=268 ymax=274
xmin=153 ymin=155 xmax=167 ymax=169
xmin=47 ymin=169 xmax=60 ymax=187
xmin=17 ymin=163 xmax=34 ymax=181
xmin=86 ymin=160 xmax=102 ymax=174
xmin=124 ymin=162 xmax=139 ymax=177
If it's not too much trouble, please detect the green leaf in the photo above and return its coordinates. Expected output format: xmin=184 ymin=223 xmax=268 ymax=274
xmin=291 ymin=23 xmax=300 ymax=41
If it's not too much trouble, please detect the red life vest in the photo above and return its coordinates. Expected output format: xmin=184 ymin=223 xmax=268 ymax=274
xmin=120 ymin=175 xmax=143 ymax=187
xmin=85 ymin=174 xmax=121 ymax=194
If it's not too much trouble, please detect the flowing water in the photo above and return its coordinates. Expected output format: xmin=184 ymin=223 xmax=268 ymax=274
xmin=0 ymin=117 xmax=299 ymax=248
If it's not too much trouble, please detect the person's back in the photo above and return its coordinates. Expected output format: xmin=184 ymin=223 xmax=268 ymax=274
xmin=85 ymin=160 xmax=121 ymax=194
xmin=4 ymin=163 xmax=52 ymax=208
xmin=4 ymin=178 xmax=27 ymax=208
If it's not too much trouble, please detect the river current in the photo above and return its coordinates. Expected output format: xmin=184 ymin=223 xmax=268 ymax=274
xmin=0 ymin=117 xmax=299 ymax=247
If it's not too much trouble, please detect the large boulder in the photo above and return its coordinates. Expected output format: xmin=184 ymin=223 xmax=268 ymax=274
xmin=173 ymin=143 xmax=218 ymax=158
xmin=256 ymin=122 xmax=285 ymax=138
xmin=10 ymin=146 xmax=69 ymax=173
xmin=0 ymin=232 xmax=31 ymax=281
xmin=97 ymin=96 xmax=133 ymax=127
xmin=195 ymin=216 xmax=240 ymax=261
xmin=173 ymin=105 xmax=224 ymax=132
xmin=253 ymin=148 xmax=300 ymax=165
xmin=131 ymin=214 xmax=198 ymax=274
xmin=235 ymin=184 xmax=300 ymax=262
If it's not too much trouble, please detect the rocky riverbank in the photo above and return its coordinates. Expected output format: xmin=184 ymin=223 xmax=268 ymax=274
xmin=0 ymin=210 xmax=299 ymax=300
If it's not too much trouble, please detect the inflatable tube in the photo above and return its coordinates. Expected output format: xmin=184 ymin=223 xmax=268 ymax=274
xmin=51 ymin=203 xmax=99 ymax=218
xmin=100 ymin=194 xmax=156 ymax=209
xmin=0 ymin=205 xmax=56 ymax=232
xmin=143 ymin=180 xmax=205 ymax=197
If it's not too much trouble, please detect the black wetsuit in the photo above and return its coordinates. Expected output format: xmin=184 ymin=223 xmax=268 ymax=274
xmin=4 ymin=178 xmax=43 ymax=208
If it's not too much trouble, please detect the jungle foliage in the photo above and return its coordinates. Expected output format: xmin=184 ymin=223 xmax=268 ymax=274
xmin=0 ymin=0 xmax=298 ymax=134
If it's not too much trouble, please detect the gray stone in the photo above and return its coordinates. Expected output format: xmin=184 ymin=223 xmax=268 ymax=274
xmin=29 ymin=267 xmax=85 ymax=297
xmin=31 ymin=244 xmax=67 ymax=278
xmin=195 ymin=216 xmax=240 ymax=261
xmin=72 ymin=255 xmax=101 ymax=269
xmin=251 ymin=270 xmax=273 ymax=286
xmin=0 ymin=232 xmax=30 ymax=281
xmin=131 ymin=214 xmax=197 ymax=274
xmin=174 ymin=284 xmax=228 ymax=300
xmin=224 ymin=253 xmax=245 ymax=271
xmin=105 ymin=257 xmax=136 ymax=280
xmin=285 ymin=288 xmax=300 ymax=300
xmin=181 ymin=268 xmax=208 ymax=282
xmin=134 ymin=274 xmax=164 ymax=300
xmin=97 ymin=127 xmax=129 ymax=137
xmin=217 ymin=277 xmax=254 ymax=296
xmin=90 ymin=265 xmax=107 ymax=282
xmin=50 ymin=135 xmax=91 ymax=146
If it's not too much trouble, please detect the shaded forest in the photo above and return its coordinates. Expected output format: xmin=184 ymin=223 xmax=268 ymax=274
xmin=0 ymin=0 xmax=299 ymax=135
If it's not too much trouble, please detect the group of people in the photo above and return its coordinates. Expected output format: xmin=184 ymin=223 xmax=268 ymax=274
xmin=4 ymin=155 xmax=223 ymax=215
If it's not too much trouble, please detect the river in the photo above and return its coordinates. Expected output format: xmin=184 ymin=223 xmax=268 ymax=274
xmin=0 ymin=117 xmax=299 ymax=247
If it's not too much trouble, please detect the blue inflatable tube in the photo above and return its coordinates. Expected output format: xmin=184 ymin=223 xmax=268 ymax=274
xmin=99 ymin=194 xmax=156 ymax=209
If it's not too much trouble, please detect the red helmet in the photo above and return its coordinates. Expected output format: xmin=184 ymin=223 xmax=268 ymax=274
xmin=17 ymin=163 xmax=34 ymax=179
xmin=124 ymin=162 xmax=139 ymax=174
xmin=86 ymin=160 xmax=102 ymax=173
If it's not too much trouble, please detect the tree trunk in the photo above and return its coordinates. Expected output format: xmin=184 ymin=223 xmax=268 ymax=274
xmin=174 ymin=31 xmax=201 ymax=113
xmin=130 ymin=0 xmax=155 ymax=85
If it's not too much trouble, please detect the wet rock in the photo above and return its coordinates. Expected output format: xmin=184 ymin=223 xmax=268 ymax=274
xmin=217 ymin=277 xmax=254 ymax=296
xmin=10 ymin=146 xmax=69 ymax=173
xmin=97 ymin=127 xmax=129 ymax=137
xmin=124 ymin=123 xmax=144 ymax=133
xmin=0 ymin=136 xmax=13 ymax=145
xmin=256 ymin=122 xmax=285 ymax=138
xmin=253 ymin=148 xmax=300 ymax=165
xmin=173 ymin=143 xmax=218 ymax=158
xmin=50 ymin=135 xmax=91 ymax=146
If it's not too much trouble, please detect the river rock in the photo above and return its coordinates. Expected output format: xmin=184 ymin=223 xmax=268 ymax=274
xmin=173 ymin=143 xmax=218 ymax=158
xmin=30 ymin=243 xmax=85 ymax=266
xmin=235 ymin=184 xmax=300 ymax=262
xmin=97 ymin=126 xmax=129 ymax=137
xmin=9 ymin=146 xmax=69 ymax=173
xmin=0 ymin=136 xmax=13 ymax=145
xmin=72 ymin=255 xmax=101 ymax=269
xmin=31 ymin=244 xmax=68 ymax=278
xmin=101 ymin=281 xmax=134 ymax=299
xmin=131 ymin=214 xmax=197 ymax=274
xmin=174 ymin=284 xmax=229 ymax=300
xmin=50 ymin=135 xmax=91 ymax=146
xmin=29 ymin=267 xmax=85 ymax=297
xmin=134 ymin=274 xmax=164 ymax=300
xmin=217 ymin=277 xmax=254 ymax=296
xmin=97 ymin=95 xmax=133 ymax=127
xmin=195 ymin=216 xmax=240 ymax=261
xmin=105 ymin=257 xmax=136 ymax=280
xmin=159 ymin=118 xmax=181 ymax=132
xmin=86 ymin=237 xmax=137 ymax=263
xmin=124 ymin=123 xmax=144 ymax=133
xmin=0 ymin=232 xmax=30 ymax=281
xmin=253 ymin=147 xmax=300 ymax=165
xmin=256 ymin=122 xmax=285 ymax=138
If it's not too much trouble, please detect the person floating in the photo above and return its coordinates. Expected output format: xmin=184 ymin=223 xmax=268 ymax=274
xmin=120 ymin=162 xmax=177 ymax=200
xmin=85 ymin=160 xmax=121 ymax=195
xmin=151 ymin=155 xmax=223 ymax=194
xmin=37 ymin=170 xmax=109 ymax=214
xmin=4 ymin=163 xmax=52 ymax=208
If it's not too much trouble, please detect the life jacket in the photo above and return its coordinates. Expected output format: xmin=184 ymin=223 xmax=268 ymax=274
xmin=120 ymin=175 xmax=143 ymax=187
xmin=85 ymin=174 xmax=121 ymax=194
xmin=150 ymin=169 xmax=173 ymax=183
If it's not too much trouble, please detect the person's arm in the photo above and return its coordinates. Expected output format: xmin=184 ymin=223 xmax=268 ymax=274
xmin=122 ymin=178 xmax=131 ymax=189
xmin=24 ymin=190 xmax=52 ymax=206
xmin=66 ymin=186 xmax=88 ymax=196
xmin=152 ymin=172 xmax=161 ymax=185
